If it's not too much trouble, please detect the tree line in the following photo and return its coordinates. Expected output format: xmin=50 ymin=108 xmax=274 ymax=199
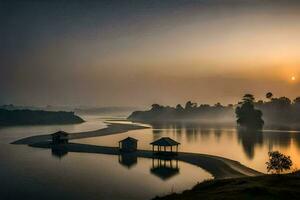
xmin=128 ymin=92 xmax=300 ymax=129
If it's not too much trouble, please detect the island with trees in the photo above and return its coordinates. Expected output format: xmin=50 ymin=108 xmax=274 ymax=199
xmin=235 ymin=94 xmax=264 ymax=130
xmin=128 ymin=92 xmax=300 ymax=129
xmin=0 ymin=108 xmax=84 ymax=126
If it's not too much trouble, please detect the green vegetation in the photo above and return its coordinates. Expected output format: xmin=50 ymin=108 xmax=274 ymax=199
xmin=236 ymin=94 xmax=264 ymax=130
xmin=0 ymin=109 xmax=84 ymax=126
xmin=128 ymin=93 xmax=300 ymax=128
xmin=128 ymin=102 xmax=234 ymax=123
xmin=266 ymin=151 xmax=293 ymax=174
xmin=153 ymin=171 xmax=300 ymax=200
xmin=155 ymin=151 xmax=294 ymax=200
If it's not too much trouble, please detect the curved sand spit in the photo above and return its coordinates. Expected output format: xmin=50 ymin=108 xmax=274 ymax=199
xmin=12 ymin=122 xmax=263 ymax=179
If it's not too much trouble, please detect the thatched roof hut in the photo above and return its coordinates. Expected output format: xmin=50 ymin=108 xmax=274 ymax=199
xmin=150 ymin=137 xmax=180 ymax=155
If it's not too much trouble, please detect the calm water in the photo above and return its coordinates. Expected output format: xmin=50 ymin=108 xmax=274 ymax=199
xmin=77 ymin=121 xmax=300 ymax=173
xmin=2 ymin=114 xmax=300 ymax=199
xmin=0 ymin=115 xmax=212 ymax=200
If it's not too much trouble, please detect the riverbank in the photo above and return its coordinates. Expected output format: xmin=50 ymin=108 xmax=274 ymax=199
xmin=12 ymin=121 xmax=262 ymax=179
xmin=153 ymin=171 xmax=300 ymax=200
xmin=29 ymin=142 xmax=262 ymax=179
xmin=12 ymin=122 xmax=149 ymax=145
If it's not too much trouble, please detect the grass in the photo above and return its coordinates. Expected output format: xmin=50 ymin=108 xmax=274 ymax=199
xmin=153 ymin=171 xmax=300 ymax=200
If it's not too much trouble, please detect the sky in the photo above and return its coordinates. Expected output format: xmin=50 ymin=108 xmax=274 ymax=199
xmin=1 ymin=0 xmax=300 ymax=107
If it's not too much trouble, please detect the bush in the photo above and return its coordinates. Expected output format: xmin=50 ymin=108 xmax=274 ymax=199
xmin=266 ymin=151 xmax=292 ymax=174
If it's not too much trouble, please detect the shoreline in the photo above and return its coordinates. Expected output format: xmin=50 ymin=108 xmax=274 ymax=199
xmin=30 ymin=142 xmax=262 ymax=179
xmin=12 ymin=121 xmax=263 ymax=179
xmin=11 ymin=122 xmax=149 ymax=145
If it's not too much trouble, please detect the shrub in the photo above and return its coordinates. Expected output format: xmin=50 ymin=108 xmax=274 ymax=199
xmin=266 ymin=151 xmax=292 ymax=174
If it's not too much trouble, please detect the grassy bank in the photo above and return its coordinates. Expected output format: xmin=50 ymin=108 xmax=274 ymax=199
xmin=153 ymin=171 xmax=300 ymax=200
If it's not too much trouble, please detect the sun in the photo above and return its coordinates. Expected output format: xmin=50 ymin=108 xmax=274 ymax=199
xmin=291 ymin=76 xmax=296 ymax=81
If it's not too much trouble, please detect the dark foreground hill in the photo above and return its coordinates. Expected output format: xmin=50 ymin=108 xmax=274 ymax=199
xmin=0 ymin=109 xmax=84 ymax=126
xmin=153 ymin=171 xmax=300 ymax=200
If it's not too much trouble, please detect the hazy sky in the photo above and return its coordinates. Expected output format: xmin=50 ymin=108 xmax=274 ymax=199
xmin=1 ymin=0 xmax=300 ymax=107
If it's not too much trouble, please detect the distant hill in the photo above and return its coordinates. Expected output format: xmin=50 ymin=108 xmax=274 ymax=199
xmin=0 ymin=104 xmax=76 ymax=112
xmin=0 ymin=109 xmax=84 ymax=126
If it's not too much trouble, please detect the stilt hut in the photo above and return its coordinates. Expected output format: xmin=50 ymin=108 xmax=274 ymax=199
xmin=119 ymin=137 xmax=138 ymax=152
xmin=150 ymin=137 xmax=180 ymax=155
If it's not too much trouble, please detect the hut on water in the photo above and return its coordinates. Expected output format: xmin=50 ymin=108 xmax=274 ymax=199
xmin=150 ymin=137 xmax=180 ymax=155
xmin=119 ymin=137 xmax=138 ymax=152
xmin=51 ymin=131 xmax=69 ymax=144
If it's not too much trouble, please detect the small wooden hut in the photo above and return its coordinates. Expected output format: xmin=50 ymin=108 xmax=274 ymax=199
xmin=150 ymin=137 xmax=180 ymax=155
xmin=119 ymin=137 xmax=138 ymax=152
xmin=51 ymin=131 xmax=69 ymax=144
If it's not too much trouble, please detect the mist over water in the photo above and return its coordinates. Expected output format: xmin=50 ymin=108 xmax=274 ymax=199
xmin=0 ymin=115 xmax=212 ymax=200
xmin=78 ymin=121 xmax=300 ymax=173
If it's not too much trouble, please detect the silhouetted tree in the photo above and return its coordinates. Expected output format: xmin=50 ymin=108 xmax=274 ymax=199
xmin=185 ymin=101 xmax=193 ymax=110
xmin=176 ymin=104 xmax=184 ymax=111
xmin=236 ymin=94 xmax=264 ymax=130
xmin=266 ymin=92 xmax=273 ymax=100
xmin=151 ymin=104 xmax=163 ymax=111
xmin=242 ymin=94 xmax=255 ymax=103
xmin=294 ymin=97 xmax=300 ymax=105
xmin=266 ymin=151 xmax=292 ymax=174
xmin=128 ymin=93 xmax=300 ymax=126
xmin=214 ymin=102 xmax=223 ymax=108
xmin=277 ymin=97 xmax=291 ymax=107
xmin=185 ymin=101 xmax=197 ymax=110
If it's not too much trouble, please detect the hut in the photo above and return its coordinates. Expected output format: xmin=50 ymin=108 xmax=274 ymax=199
xmin=118 ymin=137 xmax=138 ymax=152
xmin=51 ymin=131 xmax=69 ymax=144
xmin=150 ymin=137 xmax=180 ymax=155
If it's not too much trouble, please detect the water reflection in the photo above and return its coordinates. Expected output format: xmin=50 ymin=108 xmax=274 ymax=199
xmin=236 ymin=129 xmax=263 ymax=159
xmin=151 ymin=123 xmax=267 ymax=160
xmin=51 ymin=145 xmax=68 ymax=159
xmin=0 ymin=116 xmax=214 ymax=200
xmin=150 ymin=158 xmax=180 ymax=180
xmin=118 ymin=153 xmax=138 ymax=169
xmin=142 ymin=122 xmax=300 ymax=172
xmin=150 ymin=122 xmax=300 ymax=160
